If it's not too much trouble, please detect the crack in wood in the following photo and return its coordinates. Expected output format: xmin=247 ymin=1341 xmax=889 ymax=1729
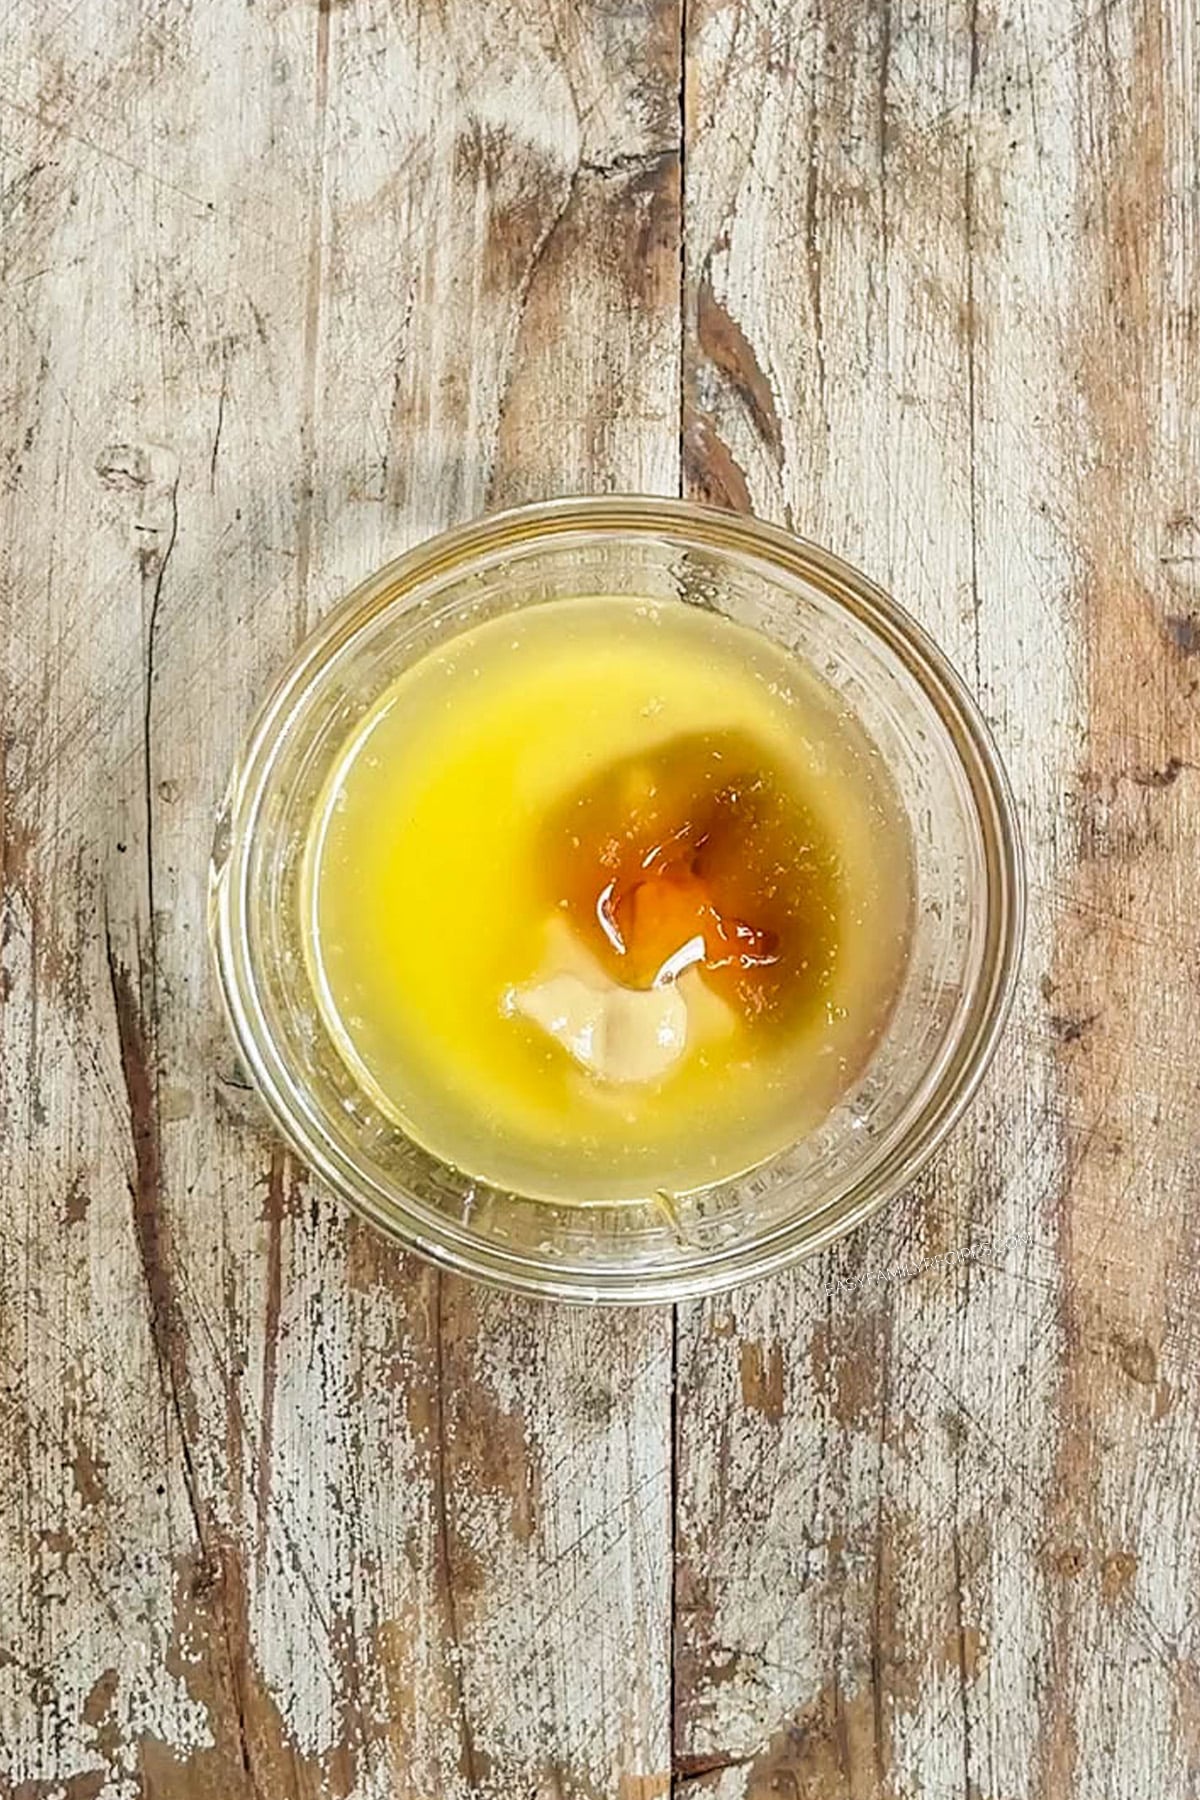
xmin=294 ymin=0 xmax=333 ymax=642
xmin=103 ymin=916 xmax=210 ymax=1577
xmin=672 ymin=1747 xmax=754 ymax=1781
xmin=139 ymin=464 xmax=179 ymax=1033
xmin=433 ymin=1272 xmax=481 ymax=1791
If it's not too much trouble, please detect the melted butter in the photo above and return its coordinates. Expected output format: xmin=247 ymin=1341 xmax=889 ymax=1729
xmin=509 ymin=971 xmax=689 ymax=1084
xmin=508 ymin=912 xmax=737 ymax=1086
xmin=303 ymin=596 xmax=913 ymax=1202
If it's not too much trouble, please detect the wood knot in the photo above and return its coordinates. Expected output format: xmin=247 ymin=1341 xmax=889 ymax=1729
xmin=1101 ymin=1549 xmax=1138 ymax=1601
xmin=1159 ymin=512 xmax=1200 ymax=599
xmin=1131 ymin=755 xmax=1185 ymax=788
xmin=1166 ymin=612 xmax=1200 ymax=655
xmin=189 ymin=1553 xmax=221 ymax=1598
xmin=1048 ymin=1010 xmax=1098 ymax=1044
xmin=95 ymin=441 xmax=178 ymax=493
xmin=96 ymin=442 xmax=179 ymax=562
xmin=1111 ymin=1332 xmax=1157 ymax=1386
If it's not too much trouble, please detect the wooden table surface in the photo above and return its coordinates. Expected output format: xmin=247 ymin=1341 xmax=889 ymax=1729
xmin=2 ymin=1 xmax=1198 ymax=1795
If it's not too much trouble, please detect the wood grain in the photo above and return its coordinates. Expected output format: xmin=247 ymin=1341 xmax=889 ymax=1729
xmin=1 ymin=0 xmax=1197 ymax=1795
xmin=678 ymin=3 xmax=1200 ymax=1798
xmin=1 ymin=0 xmax=678 ymax=1793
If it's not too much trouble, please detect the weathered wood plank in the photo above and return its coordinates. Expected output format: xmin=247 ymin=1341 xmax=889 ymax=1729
xmin=3 ymin=0 xmax=1199 ymax=1795
xmin=1038 ymin=4 xmax=1200 ymax=1792
xmin=0 ymin=0 xmax=680 ymax=1793
xmin=2 ymin=3 xmax=329 ymax=1791
xmin=676 ymin=3 xmax=1199 ymax=1798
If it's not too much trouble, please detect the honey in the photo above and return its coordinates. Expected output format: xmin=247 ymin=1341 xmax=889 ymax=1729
xmin=302 ymin=596 xmax=913 ymax=1202
xmin=541 ymin=728 xmax=840 ymax=1027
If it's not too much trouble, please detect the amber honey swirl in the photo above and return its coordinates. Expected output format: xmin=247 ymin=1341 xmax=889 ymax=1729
xmin=302 ymin=596 xmax=913 ymax=1202
xmin=542 ymin=728 xmax=840 ymax=1031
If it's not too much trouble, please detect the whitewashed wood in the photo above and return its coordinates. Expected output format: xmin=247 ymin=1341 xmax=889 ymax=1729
xmin=678 ymin=4 xmax=1200 ymax=1799
xmin=2 ymin=0 xmax=1198 ymax=1796
xmin=0 ymin=0 xmax=678 ymax=1794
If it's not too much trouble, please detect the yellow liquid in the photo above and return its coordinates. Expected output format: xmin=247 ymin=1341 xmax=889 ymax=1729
xmin=303 ymin=597 xmax=912 ymax=1201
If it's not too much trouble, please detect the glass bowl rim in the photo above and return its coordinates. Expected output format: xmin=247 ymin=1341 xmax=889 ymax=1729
xmin=210 ymin=495 xmax=1026 ymax=1304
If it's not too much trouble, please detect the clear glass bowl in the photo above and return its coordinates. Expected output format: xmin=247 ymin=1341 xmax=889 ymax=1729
xmin=210 ymin=498 xmax=1024 ymax=1303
